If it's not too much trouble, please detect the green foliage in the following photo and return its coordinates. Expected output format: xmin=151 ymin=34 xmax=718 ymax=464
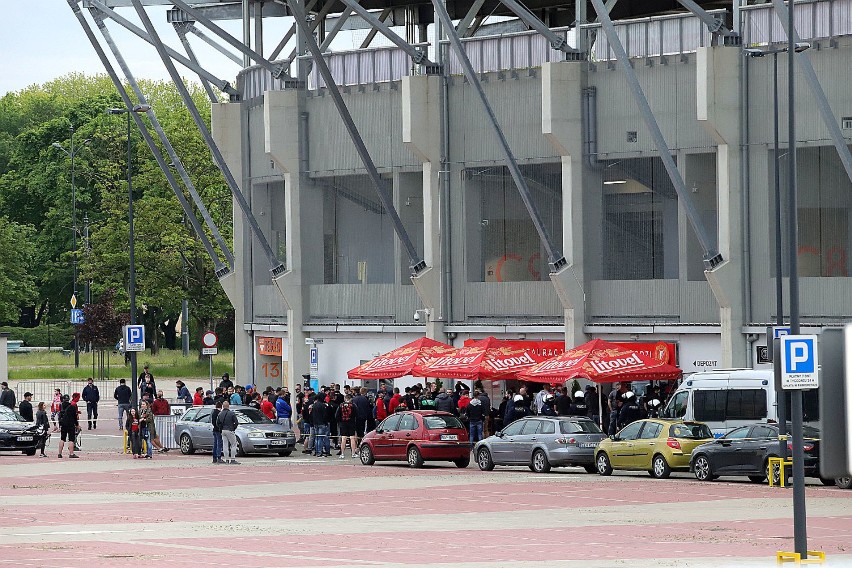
xmin=570 ymin=379 xmax=582 ymax=395
xmin=0 ymin=324 xmax=73 ymax=348
xmin=0 ymin=73 xmax=234 ymax=342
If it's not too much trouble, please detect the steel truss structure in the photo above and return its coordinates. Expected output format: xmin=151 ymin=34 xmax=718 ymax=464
xmin=68 ymin=0 xmax=852 ymax=307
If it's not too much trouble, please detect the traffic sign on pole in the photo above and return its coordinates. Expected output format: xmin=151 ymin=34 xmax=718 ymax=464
xmin=310 ymin=347 xmax=318 ymax=379
xmin=123 ymin=324 xmax=145 ymax=352
xmin=780 ymin=334 xmax=819 ymax=390
xmin=202 ymin=331 xmax=218 ymax=348
xmin=70 ymin=309 xmax=84 ymax=325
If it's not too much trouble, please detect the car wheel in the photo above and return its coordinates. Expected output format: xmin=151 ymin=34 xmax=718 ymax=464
xmin=596 ymin=452 xmax=613 ymax=476
xmin=651 ymin=454 xmax=671 ymax=479
xmin=693 ymin=455 xmax=716 ymax=481
xmin=476 ymin=447 xmax=495 ymax=471
xmin=179 ymin=434 xmax=195 ymax=455
xmin=23 ymin=449 xmax=36 ymax=456
xmin=278 ymin=450 xmax=292 ymax=457
xmin=836 ymin=477 xmax=852 ymax=489
xmin=531 ymin=449 xmax=551 ymax=473
xmin=359 ymin=444 xmax=375 ymax=466
xmin=407 ymin=446 xmax=424 ymax=468
xmin=583 ymin=465 xmax=597 ymax=474
xmin=748 ymin=475 xmax=767 ymax=483
xmin=765 ymin=459 xmax=781 ymax=486
xmin=454 ymin=456 xmax=470 ymax=468
xmin=236 ymin=439 xmax=246 ymax=458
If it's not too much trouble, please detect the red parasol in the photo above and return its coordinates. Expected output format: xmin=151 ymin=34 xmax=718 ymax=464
xmin=412 ymin=336 xmax=550 ymax=380
xmin=517 ymin=338 xmax=682 ymax=384
xmin=347 ymin=337 xmax=455 ymax=380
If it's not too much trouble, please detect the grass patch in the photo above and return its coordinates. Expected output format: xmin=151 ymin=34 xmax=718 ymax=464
xmin=10 ymin=349 xmax=235 ymax=381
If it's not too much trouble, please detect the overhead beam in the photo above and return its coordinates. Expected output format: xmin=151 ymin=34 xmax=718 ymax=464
xmin=86 ymin=0 xmax=240 ymax=97
xmin=359 ymin=7 xmax=392 ymax=49
xmin=431 ymin=0 xmax=567 ymax=271
xmin=590 ymin=0 xmax=722 ymax=269
xmin=70 ymin=0 xmax=232 ymax=279
xmin=339 ymin=0 xmax=431 ymax=64
xmin=172 ymin=22 xmax=219 ymax=102
xmin=321 ymin=7 xmax=354 ymax=50
xmin=675 ymin=0 xmax=738 ymax=40
xmin=499 ymin=0 xmax=580 ymax=53
xmin=129 ymin=0 xmax=286 ymax=280
xmin=456 ymin=0 xmax=486 ymax=37
xmin=286 ymin=0 xmax=427 ymax=275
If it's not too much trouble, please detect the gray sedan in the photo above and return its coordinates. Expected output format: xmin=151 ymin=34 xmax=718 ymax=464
xmin=474 ymin=416 xmax=605 ymax=473
xmin=175 ymin=405 xmax=296 ymax=457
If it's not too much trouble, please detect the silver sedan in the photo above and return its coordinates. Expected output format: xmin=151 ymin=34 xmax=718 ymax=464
xmin=175 ymin=405 xmax=296 ymax=457
xmin=474 ymin=416 xmax=605 ymax=473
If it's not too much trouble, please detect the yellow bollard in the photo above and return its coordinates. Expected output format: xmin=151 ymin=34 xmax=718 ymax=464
xmin=776 ymin=550 xmax=826 ymax=564
xmin=768 ymin=456 xmax=794 ymax=487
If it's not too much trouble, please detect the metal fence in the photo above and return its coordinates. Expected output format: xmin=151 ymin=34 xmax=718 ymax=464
xmin=303 ymin=43 xmax=427 ymax=90
xmin=742 ymin=0 xmax=852 ymax=45
xmin=580 ymin=9 xmax=725 ymax=61
xmin=441 ymin=27 xmax=573 ymax=75
xmin=13 ymin=378 xmax=121 ymax=406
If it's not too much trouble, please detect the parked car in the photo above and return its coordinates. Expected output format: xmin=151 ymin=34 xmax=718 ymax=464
xmin=175 ymin=405 xmax=296 ymax=456
xmin=359 ymin=410 xmax=470 ymax=468
xmin=474 ymin=416 xmax=605 ymax=473
xmin=689 ymin=423 xmax=831 ymax=485
xmin=0 ymin=406 xmax=39 ymax=456
xmin=595 ymin=419 xmax=713 ymax=478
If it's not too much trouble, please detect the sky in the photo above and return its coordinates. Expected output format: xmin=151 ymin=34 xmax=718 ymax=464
xmin=0 ymin=2 xmax=381 ymax=97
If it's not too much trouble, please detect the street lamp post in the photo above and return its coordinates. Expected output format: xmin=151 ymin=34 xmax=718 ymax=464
xmin=108 ymin=104 xmax=151 ymax=410
xmin=745 ymin=39 xmax=811 ymax=557
xmin=52 ymin=129 xmax=91 ymax=369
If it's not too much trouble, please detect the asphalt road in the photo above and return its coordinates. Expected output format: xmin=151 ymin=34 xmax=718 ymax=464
xmin=0 ymin=429 xmax=851 ymax=567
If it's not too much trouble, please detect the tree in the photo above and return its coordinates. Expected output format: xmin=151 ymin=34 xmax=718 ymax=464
xmin=78 ymin=288 xmax=128 ymax=380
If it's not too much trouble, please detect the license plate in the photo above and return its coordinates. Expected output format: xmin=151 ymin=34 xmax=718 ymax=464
xmin=271 ymin=440 xmax=285 ymax=445
xmin=579 ymin=442 xmax=597 ymax=448
xmin=17 ymin=436 xmax=33 ymax=442
xmin=440 ymin=434 xmax=458 ymax=441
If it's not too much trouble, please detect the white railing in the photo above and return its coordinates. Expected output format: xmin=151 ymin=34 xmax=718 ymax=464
xmin=581 ymin=9 xmax=726 ymax=61
xmin=238 ymin=62 xmax=291 ymax=101
xmin=303 ymin=44 xmax=427 ymax=90
xmin=742 ymin=0 xmax=852 ymax=45
xmin=441 ymin=27 xmax=573 ymax=75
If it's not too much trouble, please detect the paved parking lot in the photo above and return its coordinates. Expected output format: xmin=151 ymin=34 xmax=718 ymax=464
xmin=1 ymin=432 xmax=851 ymax=567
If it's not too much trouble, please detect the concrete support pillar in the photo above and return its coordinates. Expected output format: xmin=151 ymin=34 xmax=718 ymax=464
xmin=697 ymin=46 xmax=748 ymax=367
xmin=211 ymin=103 xmax=253 ymax=383
xmin=402 ymin=74 xmax=447 ymax=341
xmin=264 ymin=89 xmax=312 ymax=396
xmin=541 ymin=61 xmax=591 ymax=348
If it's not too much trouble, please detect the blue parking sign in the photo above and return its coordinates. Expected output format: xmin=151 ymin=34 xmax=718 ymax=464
xmin=780 ymin=335 xmax=819 ymax=389
xmin=123 ymin=324 xmax=145 ymax=352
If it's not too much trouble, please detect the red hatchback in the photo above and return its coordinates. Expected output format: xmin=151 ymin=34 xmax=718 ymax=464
xmin=359 ymin=410 xmax=471 ymax=468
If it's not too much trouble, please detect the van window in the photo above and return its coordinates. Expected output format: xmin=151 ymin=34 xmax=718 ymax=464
xmin=726 ymin=389 xmax=767 ymax=420
xmin=694 ymin=391 xmax=726 ymax=422
xmin=668 ymin=391 xmax=688 ymax=418
xmin=694 ymin=389 xmax=767 ymax=422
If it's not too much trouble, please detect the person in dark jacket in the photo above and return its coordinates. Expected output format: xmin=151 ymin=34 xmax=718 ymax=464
xmin=35 ymin=402 xmax=50 ymax=457
xmin=114 ymin=379 xmax=132 ymax=430
xmin=466 ymin=392 xmax=487 ymax=444
xmin=82 ymin=378 xmax=100 ymax=430
xmin=310 ymin=396 xmax=330 ymax=457
xmin=57 ymin=395 xmax=79 ymax=458
xmin=618 ymin=391 xmax=641 ymax=429
xmin=351 ymin=388 xmax=371 ymax=438
xmin=211 ymin=400 xmax=223 ymax=463
xmin=568 ymin=391 xmax=589 ymax=417
xmin=0 ymin=381 xmax=16 ymax=410
xmin=435 ymin=389 xmax=456 ymax=414
xmin=504 ymin=395 xmax=530 ymax=426
xmin=18 ymin=392 xmax=34 ymax=422
xmin=175 ymin=380 xmax=192 ymax=404
xmin=217 ymin=400 xmax=239 ymax=464
xmin=218 ymin=373 xmax=234 ymax=391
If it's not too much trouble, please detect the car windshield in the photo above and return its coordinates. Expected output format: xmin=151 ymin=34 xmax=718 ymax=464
xmin=235 ymin=408 xmax=273 ymax=424
xmin=0 ymin=407 xmax=26 ymax=422
xmin=560 ymin=420 xmax=602 ymax=434
xmin=424 ymin=415 xmax=463 ymax=430
xmin=670 ymin=423 xmax=713 ymax=439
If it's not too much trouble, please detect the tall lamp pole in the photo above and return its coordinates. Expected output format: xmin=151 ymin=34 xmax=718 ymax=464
xmin=108 ymin=104 xmax=151 ymax=409
xmin=52 ymin=129 xmax=91 ymax=369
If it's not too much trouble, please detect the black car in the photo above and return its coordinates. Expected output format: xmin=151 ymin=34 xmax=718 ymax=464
xmin=0 ymin=406 xmax=40 ymax=455
xmin=689 ymin=423 xmax=828 ymax=484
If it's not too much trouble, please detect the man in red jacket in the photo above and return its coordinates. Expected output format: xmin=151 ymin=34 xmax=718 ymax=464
xmin=260 ymin=396 xmax=277 ymax=421
xmin=152 ymin=391 xmax=171 ymax=416
xmin=387 ymin=388 xmax=402 ymax=414
xmin=193 ymin=387 xmax=204 ymax=406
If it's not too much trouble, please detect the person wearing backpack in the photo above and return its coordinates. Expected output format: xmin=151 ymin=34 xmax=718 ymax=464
xmin=336 ymin=395 xmax=358 ymax=459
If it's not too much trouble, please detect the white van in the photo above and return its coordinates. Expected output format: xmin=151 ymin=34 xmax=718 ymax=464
xmin=660 ymin=369 xmax=820 ymax=437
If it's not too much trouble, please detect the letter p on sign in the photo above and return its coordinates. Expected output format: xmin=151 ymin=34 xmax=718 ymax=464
xmin=780 ymin=335 xmax=819 ymax=389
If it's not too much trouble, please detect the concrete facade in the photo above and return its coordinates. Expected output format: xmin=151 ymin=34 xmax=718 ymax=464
xmin=212 ymin=9 xmax=852 ymax=387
